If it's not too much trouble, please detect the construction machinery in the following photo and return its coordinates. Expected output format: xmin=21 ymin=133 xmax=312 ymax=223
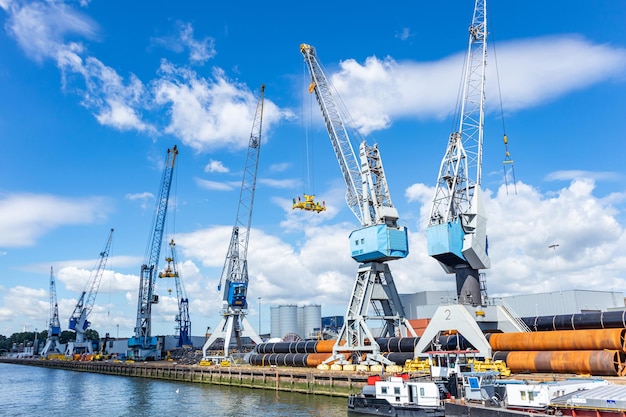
xmin=299 ymin=44 xmax=415 ymax=366
xmin=158 ymin=239 xmax=192 ymax=348
xmin=128 ymin=145 xmax=178 ymax=360
xmin=201 ymin=85 xmax=265 ymax=364
xmin=66 ymin=228 xmax=114 ymax=357
xmin=41 ymin=266 xmax=64 ymax=358
xmin=415 ymin=0 xmax=527 ymax=359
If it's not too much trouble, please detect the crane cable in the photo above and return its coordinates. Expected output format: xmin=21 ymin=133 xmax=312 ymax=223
xmin=490 ymin=23 xmax=517 ymax=195
xmin=300 ymin=61 xmax=316 ymax=196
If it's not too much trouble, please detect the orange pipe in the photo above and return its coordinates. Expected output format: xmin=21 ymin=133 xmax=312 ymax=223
xmin=489 ymin=329 xmax=626 ymax=351
xmin=315 ymin=340 xmax=341 ymax=353
xmin=499 ymin=350 xmax=625 ymax=376
xmin=305 ymin=353 xmax=350 ymax=367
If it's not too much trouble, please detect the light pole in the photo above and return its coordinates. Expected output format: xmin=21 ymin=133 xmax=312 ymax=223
xmin=549 ymin=243 xmax=564 ymax=311
xmin=258 ymin=297 xmax=262 ymax=335
xmin=549 ymin=244 xmax=560 ymax=271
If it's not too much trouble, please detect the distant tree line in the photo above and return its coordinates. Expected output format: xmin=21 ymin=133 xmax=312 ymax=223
xmin=0 ymin=329 xmax=100 ymax=354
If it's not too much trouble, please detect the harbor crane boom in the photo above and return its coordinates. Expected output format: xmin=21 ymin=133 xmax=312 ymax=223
xmin=415 ymin=0 xmax=527 ymax=359
xmin=41 ymin=266 xmax=63 ymax=357
xmin=66 ymin=228 xmax=114 ymax=357
xmin=425 ymin=0 xmax=490 ymax=302
xmin=202 ymin=85 xmax=265 ymax=364
xmin=300 ymin=44 xmax=414 ymax=366
xmin=129 ymin=145 xmax=178 ymax=360
xmin=159 ymin=239 xmax=192 ymax=348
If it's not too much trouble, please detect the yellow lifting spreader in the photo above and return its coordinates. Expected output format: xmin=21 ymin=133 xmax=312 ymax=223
xmin=292 ymin=194 xmax=326 ymax=213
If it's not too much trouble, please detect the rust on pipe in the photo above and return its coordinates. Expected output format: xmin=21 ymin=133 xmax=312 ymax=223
xmin=497 ymin=350 xmax=626 ymax=376
xmin=315 ymin=340 xmax=339 ymax=353
xmin=306 ymin=353 xmax=346 ymax=367
xmin=489 ymin=329 xmax=626 ymax=351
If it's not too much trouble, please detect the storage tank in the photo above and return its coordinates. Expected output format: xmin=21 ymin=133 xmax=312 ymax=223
xmin=279 ymin=305 xmax=299 ymax=338
xmin=302 ymin=304 xmax=322 ymax=339
xmin=297 ymin=306 xmax=305 ymax=339
xmin=270 ymin=306 xmax=281 ymax=339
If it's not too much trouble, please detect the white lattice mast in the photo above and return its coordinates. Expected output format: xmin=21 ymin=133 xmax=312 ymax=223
xmin=426 ymin=0 xmax=489 ymax=306
xmin=202 ymin=85 xmax=265 ymax=363
xmin=41 ymin=267 xmax=63 ymax=357
xmin=416 ymin=0 xmax=528 ymax=359
xmin=300 ymin=44 xmax=415 ymax=366
xmin=67 ymin=228 xmax=114 ymax=357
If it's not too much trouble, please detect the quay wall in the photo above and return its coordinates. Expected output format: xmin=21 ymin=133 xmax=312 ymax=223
xmin=0 ymin=358 xmax=368 ymax=397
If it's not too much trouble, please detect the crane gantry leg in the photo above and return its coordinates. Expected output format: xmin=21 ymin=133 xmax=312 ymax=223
xmin=202 ymin=310 xmax=262 ymax=364
xmin=324 ymin=262 xmax=416 ymax=366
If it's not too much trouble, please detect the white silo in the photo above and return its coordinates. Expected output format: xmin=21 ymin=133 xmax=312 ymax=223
xmin=279 ymin=304 xmax=299 ymax=338
xmin=297 ymin=306 xmax=305 ymax=339
xmin=270 ymin=306 xmax=281 ymax=339
xmin=302 ymin=304 xmax=322 ymax=340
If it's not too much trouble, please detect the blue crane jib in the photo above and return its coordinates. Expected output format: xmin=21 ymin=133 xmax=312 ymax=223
xmin=350 ymin=225 xmax=408 ymax=263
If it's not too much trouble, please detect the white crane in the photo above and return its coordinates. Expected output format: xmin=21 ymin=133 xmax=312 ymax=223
xmin=299 ymin=44 xmax=415 ymax=366
xmin=201 ymin=85 xmax=265 ymax=364
xmin=41 ymin=266 xmax=64 ymax=358
xmin=415 ymin=0 xmax=528 ymax=359
xmin=158 ymin=239 xmax=192 ymax=348
xmin=66 ymin=228 xmax=114 ymax=357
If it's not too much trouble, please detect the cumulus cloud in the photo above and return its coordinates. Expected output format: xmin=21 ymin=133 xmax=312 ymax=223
xmin=194 ymin=178 xmax=236 ymax=191
xmin=2 ymin=1 xmax=289 ymax=150
xmin=205 ymin=159 xmax=229 ymax=173
xmin=0 ymin=193 xmax=110 ymax=247
xmin=326 ymin=36 xmax=626 ymax=135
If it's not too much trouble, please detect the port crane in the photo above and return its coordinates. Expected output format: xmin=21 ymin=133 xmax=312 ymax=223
xmin=41 ymin=266 xmax=64 ymax=357
xmin=201 ymin=85 xmax=265 ymax=364
xmin=299 ymin=44 xmax=415 ymax=366
xmin=128 ymin=145 xmax=178 ymax=360
xmin=158 ymin=239 xmax=192 ymax=348
xmin=66 ymin=228 xmax=114 ymax=357
xmin=415 ymin=0 xmax=527 ymax=359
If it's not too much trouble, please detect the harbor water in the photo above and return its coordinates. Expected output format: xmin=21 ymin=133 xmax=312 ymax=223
xmin=0 ymin=363 xmax=347 ymax=416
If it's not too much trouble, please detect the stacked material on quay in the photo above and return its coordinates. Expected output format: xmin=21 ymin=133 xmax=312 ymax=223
xmin=249 ymin=337 xmax=457 ymax=368
xmin=521 ymin=310 xmax=626 ymax=331
xmin=249 ymin=325 xmax=626 ymax=376
xmin=489 ymin=328 xmax=626 ymax=376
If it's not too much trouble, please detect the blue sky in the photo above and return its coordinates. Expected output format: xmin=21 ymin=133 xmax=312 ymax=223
xmin=0 ymin=0 xmax=625 ymax=339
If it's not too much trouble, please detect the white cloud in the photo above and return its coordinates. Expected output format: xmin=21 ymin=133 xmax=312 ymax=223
xmin=546 ymin=170 xmax=621 ymax=182
xmin=153 ymin=64 xmax=288 ymax=152
xmin=4 ymin=0 xmax=98 ymax=62
xmin=0 ymin=193 xmax=110 ymax=247
xmin=205 ymin=159 xmax=229 ymax=173
xmin=258 ymin=178 xmax=300 ymax=189
xmin=326 ymin=35 xmax=626 ymax=135
xmin=269 ymin=162 xmax=291 ymax=173
xmin=194 ymin=178 xmax=235 ymax=191
xmin=179 ymin=22 xmax=215 ymax=64
xmin=125 ymin=192 xmax=154 ymax=201
xmin=151 ymin=21 xmax=216 ymax=65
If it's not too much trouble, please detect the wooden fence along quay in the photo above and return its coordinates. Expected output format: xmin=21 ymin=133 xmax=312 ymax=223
xmin=0 ymin=358 xmax=368 ymax=397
